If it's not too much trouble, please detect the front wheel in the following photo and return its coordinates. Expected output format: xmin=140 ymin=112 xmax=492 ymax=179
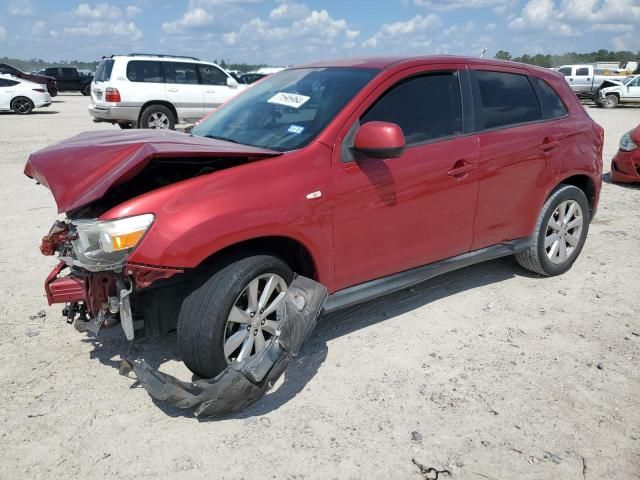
xmin=177 ymin=254 xmax=293 ymax=378
xmin=82 ymin=84 xmax=91 ymax=96
xmin=516 ymin=185 xmax=590 ymax=276
xmin=11 ymin=96 xmax=34 ymax=114
xmin=603 ymin=94 xmax=619 ymax=109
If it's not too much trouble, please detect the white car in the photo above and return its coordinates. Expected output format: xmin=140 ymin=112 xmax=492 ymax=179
xmin=598 ymin=75 xmax=640 ymax=108
xmin=0 ymin=76 xmax=51 ymax=114
xmin=89 ymin=54 xmax=247 ymax=129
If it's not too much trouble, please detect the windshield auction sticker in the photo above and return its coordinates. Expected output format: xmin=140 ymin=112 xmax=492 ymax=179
xmin=267 ymin=92 xmax=311 ymax=109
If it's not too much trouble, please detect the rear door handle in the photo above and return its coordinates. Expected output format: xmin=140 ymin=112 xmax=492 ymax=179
xmin=167 ymin=88 xmax=178 ymax=92
xmin=538 ymin=136 xmax=560 ymax=152
xmin=447 ymin=160 xmax=477 ymax=178
xmin=206 ymin=89 xmax=216 ymax=93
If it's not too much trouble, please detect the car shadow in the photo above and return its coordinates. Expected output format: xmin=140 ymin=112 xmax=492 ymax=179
xmin=84 ymin=255 xmax=532 ymax=419
xmin=0 ymin=110 xmax=59 ymax=115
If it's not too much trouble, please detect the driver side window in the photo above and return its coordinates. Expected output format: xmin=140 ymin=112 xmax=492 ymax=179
xmin=360 ymin=71 xmax=463 ymax=147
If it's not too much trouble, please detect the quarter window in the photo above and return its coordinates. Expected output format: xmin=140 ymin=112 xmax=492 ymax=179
xmin=126 ymin=61 xmax=164 ymax=83
xmin=361 ymin=72 xmax=462 ymax=145
xmin=198 ymin=64 xmax=228 ymax=86
xmin=474 ymin=70 xmax=542 ymax=129
xmin=532 ymin=78 xmax=568 ymax=119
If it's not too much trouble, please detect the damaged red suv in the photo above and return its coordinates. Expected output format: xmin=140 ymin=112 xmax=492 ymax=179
xmin=26 ymin=56 xmax=603 ymax=378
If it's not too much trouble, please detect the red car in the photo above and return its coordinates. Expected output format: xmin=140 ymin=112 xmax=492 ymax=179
xmin=0 ymin=63 xmax=58 ymax=97
xmin=610 ymin=125 xmax=640 ymax=183
xmin=25 ymin=56 xmax=603 ymax=378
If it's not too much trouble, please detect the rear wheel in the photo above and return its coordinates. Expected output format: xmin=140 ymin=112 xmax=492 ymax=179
xmin=177 ymin=254 xmax=293 ymax=378
xmin=140 ymin=105 xmax=175 ymax=130
xmin=11 ymin=97 xmax=34 ymax=114
xmin=516 ymin=185 xmax=590 ymax=276
xmin=82 ymin=84 xmax=91 ymax=96
xmin=603 ymin=94 xmax=619 ymax=109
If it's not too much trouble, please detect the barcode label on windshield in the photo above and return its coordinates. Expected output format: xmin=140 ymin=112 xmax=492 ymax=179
xmin=267 ymin=92 xmax=310 ymax=109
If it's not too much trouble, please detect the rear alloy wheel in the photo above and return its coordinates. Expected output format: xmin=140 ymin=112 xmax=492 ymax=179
xmin=177 ymin=254 xmax=293 ymax=378
xmin=516 ymin=185 xmax=590 ymax=276
xmin=603 ymin=94 xmax=619 ymax=109
xmin=140 ymin=105 xmax=175 ymax=130
xmin=11 ymin=97 xmax=34 ymax=114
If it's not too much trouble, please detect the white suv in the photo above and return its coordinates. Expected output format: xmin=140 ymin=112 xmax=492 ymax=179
xmin=89 ymin=54 xmax=246 ymax=129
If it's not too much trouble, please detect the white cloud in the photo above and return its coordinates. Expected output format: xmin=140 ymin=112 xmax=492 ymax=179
xmin=162 ymin=7 xmax=214 ymax=34
xmin=64 ymin=20 xmax=143 ymax=40
xmin=0 ymin=26 xmax=6 ymax=42
xmin=31 ymin=20 xmax=46 ymax=35
xmin=7 ymin=0 xmax=34 ymax=16
xmin=508 ymin=0 xmax=579 ymax=37
xmin=73 ymin=3 xmax=122 ymax=20
xmin=269 ymin=2 xmax=309 ymax=20
xmin=414 ymin=0 xmax=508 ymax=9
xmin=125 ymin=5 xmax=142 ymax=18
xmin=363 ymin=14 xmax=441 ymax=48
xmin=345 ymin=29 xmax=360 ymax=39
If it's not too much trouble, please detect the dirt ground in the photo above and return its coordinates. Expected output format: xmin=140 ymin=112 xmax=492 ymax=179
xmin=0 ymin=94 xmax=638 ymax=480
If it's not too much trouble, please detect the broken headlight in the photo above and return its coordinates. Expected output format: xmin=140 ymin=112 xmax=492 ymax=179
xmin=67 ymin=214 xmax=154 ymax=272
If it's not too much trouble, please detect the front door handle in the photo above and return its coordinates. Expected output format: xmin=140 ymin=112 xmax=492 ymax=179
xmin=167 ymin=87 xmax=178 ymax=92
xmin=206 ymin=89 xmax=216 ymax=93
xmin=447 ymin=160 xmax=477 ymax=178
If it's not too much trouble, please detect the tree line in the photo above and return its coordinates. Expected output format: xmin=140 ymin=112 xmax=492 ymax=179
xmin=494 ymin=49 xmax=640 ymax=68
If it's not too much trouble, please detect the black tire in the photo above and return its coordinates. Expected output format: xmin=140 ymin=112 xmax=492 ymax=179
xmin=516 ymin=185 xmax=590 ymax=276
xmin=11 ymin=96 xmax=34 ymax=114
xmin=177 ymin=254 xmax=293 ymax=378
xmin=82 ymin=84 xmax=91 ymax=96
xmin=139 ymin=104 xmax=175 ymax=130
xmin=603 ymin=94 xmax=619 ymax=109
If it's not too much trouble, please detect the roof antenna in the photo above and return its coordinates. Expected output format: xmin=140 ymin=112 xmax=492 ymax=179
xmin=480 ymin=48 xmax=487 ymax=58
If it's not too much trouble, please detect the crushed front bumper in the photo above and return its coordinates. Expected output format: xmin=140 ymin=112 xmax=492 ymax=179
xmin=611 ymin=149 xmax=640 ymax=183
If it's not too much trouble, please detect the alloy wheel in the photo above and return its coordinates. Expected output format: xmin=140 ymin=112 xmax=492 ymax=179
xmin=223 ymin=273 xmax=288 ymax=363
xmin=147 ymin=112 xmax=170 ymax=129
xmin=544 ymin=200 xmax=584 ymax=264
xmin=14 ymin=98 xmax=32 ymax=114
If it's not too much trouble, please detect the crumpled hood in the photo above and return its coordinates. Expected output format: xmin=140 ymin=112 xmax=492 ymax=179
xmin=24 ymin=130 xmax=280 ymax=213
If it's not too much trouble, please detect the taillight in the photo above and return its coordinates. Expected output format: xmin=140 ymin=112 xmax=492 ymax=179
xmin=105 ymin=87 xmax=121 ymax=103
xmin=32 ymin=88 xmax=46 ymax=93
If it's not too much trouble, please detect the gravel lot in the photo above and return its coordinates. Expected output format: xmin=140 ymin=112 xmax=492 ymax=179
xmin=0 ymin=93 xmax=639 ymax=480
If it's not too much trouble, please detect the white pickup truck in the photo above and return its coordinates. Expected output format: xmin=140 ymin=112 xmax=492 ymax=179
xmin=556 ymin=64 xmax=627 ymax=98
xmin=597 ymin=74 xmax=640 ymax=108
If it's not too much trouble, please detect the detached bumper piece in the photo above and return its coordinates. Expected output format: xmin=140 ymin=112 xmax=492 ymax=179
xmin=124 ymin=276 xmax=327 ymax=418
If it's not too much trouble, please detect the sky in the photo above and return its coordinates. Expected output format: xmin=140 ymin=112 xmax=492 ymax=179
xmin=0 ymin=0 xmax=638 ymax=65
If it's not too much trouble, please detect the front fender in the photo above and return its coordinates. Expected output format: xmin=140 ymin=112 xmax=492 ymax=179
xmin=102 ymin=143 xmax=335 ymax=288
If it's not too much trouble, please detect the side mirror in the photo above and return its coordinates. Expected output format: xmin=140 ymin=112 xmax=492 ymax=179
xmin=353 ymin=121 xmax=405 ymax=159
xmin=227 ymin=76 xmax=238 ymax=89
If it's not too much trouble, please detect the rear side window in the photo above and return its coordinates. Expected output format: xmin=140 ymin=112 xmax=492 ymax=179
xmin=558 ymin=67 xmax=571 ymax=76
xmin=166 ymin=62 xmax=198 ymax=84
xmin=362 ymin=72 xmax=462 ymax=145
xmin=532 ymin=78 xmax=568 ymax=119
xmin=576 ymin=67 xmax=589 ymax=76
xmin=474 ymin=70 xmax=541 ymax=129
xmin=126 ymin=61 xmax=164 ymax=83
xmin=94 ymin=59 xmax=114 ymax=82
xmin=198 ymin=64 xmax=227 ymax=85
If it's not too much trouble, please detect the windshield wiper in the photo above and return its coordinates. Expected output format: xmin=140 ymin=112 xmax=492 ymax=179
xmin=204 ymin=134 xmax=241 ymax=144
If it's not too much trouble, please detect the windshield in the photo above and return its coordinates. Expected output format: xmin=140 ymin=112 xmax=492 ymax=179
xmin=192 ymin=67 xmax=378 ymax=151
xmin=623 ymin=76 xmax=637 ymax=85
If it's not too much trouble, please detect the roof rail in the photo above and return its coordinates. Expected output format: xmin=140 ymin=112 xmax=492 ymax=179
xmin=128 ymin=53 xmax=201 ymax=61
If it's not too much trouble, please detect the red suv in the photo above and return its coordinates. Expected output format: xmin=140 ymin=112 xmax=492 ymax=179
xmin=26 ymin=56 xmax=603 ymax=378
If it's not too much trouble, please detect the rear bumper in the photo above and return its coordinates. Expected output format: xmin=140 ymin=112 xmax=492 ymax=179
xmin=611 ymin=150 xmax=640 ymax=183
xmin=89 ymin=104 xmax=140 ymax=123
